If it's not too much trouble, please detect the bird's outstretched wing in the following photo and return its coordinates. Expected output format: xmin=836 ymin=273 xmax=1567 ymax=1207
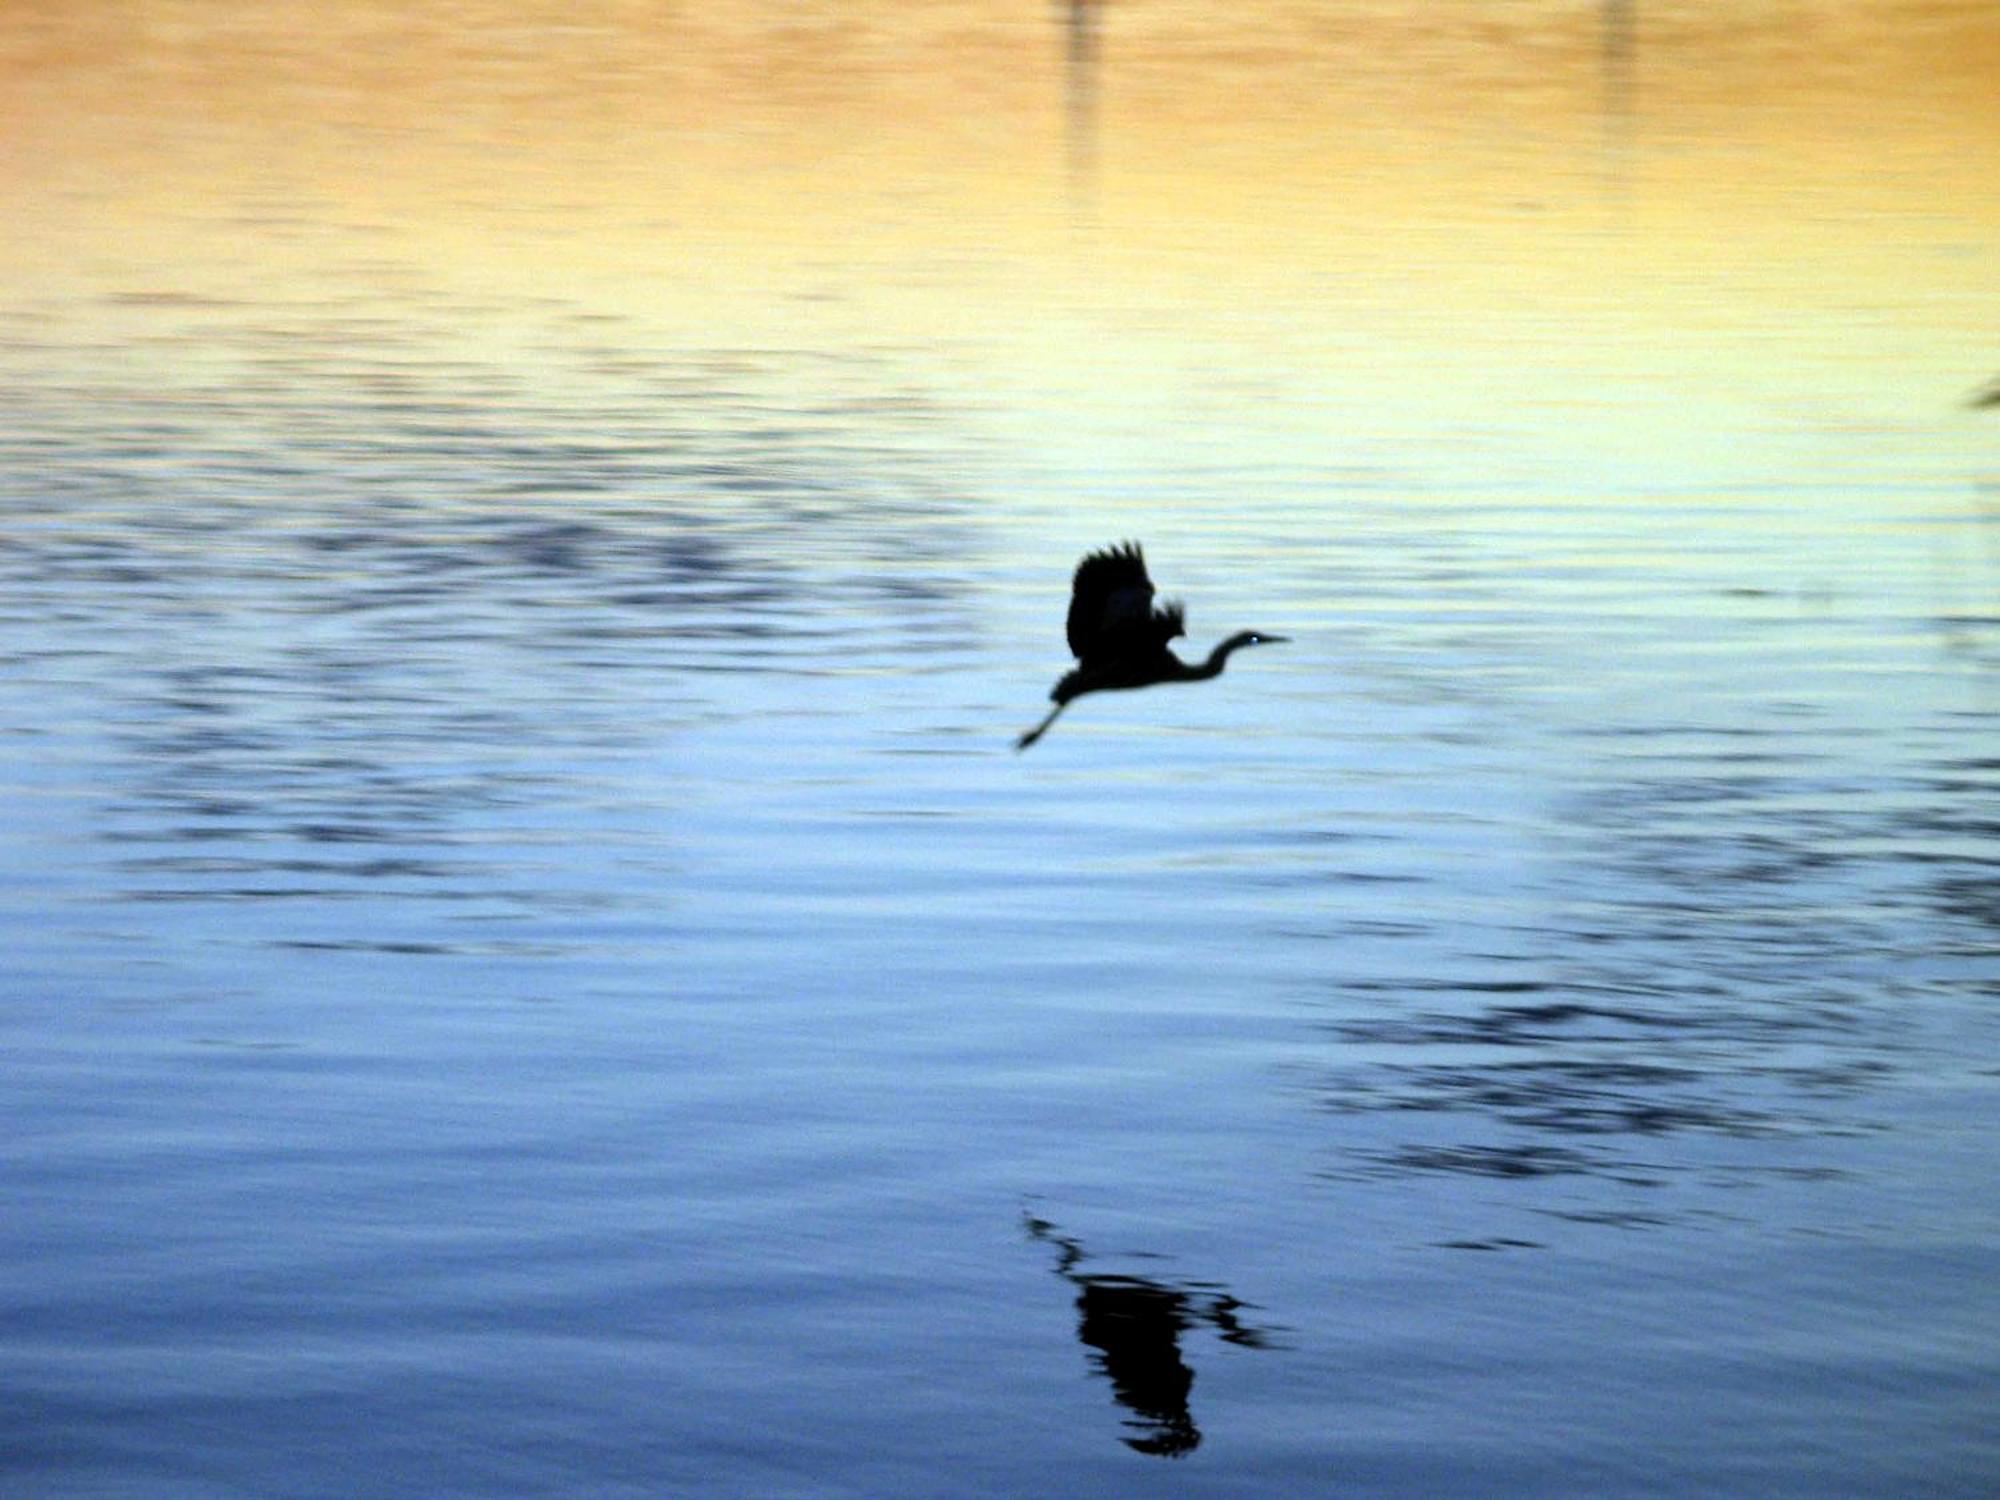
xmin=1066 ymin=542 xmax=1184 ymax=664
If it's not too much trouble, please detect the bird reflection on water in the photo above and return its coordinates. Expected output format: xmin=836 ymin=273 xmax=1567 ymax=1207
xmin=1017 ymin=543 xmax=1287 ymax=749
xmin=1025 ymin=1214 xmax=1276 ymax=1458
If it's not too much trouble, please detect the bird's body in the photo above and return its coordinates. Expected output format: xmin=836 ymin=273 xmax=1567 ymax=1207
xmin=1017 ymin=542 xmax=1285 ymax=749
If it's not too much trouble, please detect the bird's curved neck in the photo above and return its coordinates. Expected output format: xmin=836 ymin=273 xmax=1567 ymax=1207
xmin=1184 ymin=636 xmax=1251 ymax=681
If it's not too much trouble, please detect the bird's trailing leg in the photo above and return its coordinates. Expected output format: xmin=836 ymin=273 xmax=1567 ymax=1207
xmin=1015 ymin=700 xmax=1070 ymax=751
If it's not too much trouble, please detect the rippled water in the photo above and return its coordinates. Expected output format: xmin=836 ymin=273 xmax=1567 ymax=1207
xmin=4 ymin=3 xmax=1998 ymax=1496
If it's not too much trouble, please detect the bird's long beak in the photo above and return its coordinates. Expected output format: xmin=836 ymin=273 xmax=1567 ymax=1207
xmin=1262 ymin=634 xmax=1291 ymax=644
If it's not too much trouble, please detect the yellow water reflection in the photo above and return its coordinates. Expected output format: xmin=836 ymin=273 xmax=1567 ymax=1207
xmin=6 ymin=1 xmax=1996 ymax=445
xmin=11 ymin=5 xmax=1995 ymax=244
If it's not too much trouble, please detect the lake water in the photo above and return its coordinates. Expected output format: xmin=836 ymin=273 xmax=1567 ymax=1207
xmin=4 ymin=3 xmax=1998 ymax=1495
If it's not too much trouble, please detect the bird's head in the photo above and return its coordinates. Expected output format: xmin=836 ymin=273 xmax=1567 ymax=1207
xmin=1223 ymin=630 xmax=1288 ymax=651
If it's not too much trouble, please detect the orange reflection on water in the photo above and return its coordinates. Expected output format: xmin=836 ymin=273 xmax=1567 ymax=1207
xmin=10 ymin=3 xmax=1996 ymax=232
xmin=4 ymin=0 xmax=1996 ymax=439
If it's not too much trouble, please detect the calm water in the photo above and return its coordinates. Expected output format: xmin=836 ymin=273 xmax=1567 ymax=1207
xmin=5 ymin=3 xmax=1998 ymax=1495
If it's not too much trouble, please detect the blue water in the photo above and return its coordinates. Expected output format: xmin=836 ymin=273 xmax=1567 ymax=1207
xmin=5 ymin=7 xmax=2000 ymax=1497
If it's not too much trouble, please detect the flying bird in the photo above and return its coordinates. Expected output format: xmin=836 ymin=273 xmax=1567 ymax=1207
xmin=1016 ymin=542 xmax=1287 ymax=750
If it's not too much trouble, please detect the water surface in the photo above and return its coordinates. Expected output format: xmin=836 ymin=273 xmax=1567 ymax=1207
xmin=3 ymin=3 xmax=1998 ymax=1495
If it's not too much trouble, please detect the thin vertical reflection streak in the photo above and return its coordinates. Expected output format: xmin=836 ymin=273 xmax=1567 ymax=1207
xmin=1601 ymin=0 xmax=1636 ymax=207
xmin=1062 ymin=0 xmax=1102 ymax=214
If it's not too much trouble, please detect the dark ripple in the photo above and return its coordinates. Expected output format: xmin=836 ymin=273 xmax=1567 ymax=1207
xmin=0 ymin=293 xmax=976 ymax=926
xmin=1365 ymin=1143 xmax=1605 ymax=1180
xmin=1310 ymin=715 xmax=1991 ymax=1223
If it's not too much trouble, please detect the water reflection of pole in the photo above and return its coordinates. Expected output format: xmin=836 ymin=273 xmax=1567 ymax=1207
xmin=1601 ymin=0 xmax=1635 ymax=206
xmin=1063 ymin=0 xmax=1103 ymax=211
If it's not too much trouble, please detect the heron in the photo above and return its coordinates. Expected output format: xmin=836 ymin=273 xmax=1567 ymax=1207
xmin=1015 ymin=542 xmax=1287 ymax=750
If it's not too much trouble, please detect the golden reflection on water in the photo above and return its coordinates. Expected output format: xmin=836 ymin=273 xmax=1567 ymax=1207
xmin=5 ymin=0 xmax=1997 ymax=472
xmin=11 ymin=6 xmax=1996 ymax=239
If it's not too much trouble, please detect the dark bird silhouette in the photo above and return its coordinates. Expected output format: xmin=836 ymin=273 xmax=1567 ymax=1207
xmin=1971 ymin=376 xmax=2000 ymax=409
xmin=1016 ymin=542 xmax=1286 ymax=750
